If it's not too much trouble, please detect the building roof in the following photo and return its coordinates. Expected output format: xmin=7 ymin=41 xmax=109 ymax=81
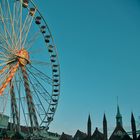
xmin=73 ymin=130 xmax=87 ymax=140
xmin=60 ymin=132 xmax=73 ymax=140
xmin=91 ymin=127 xmax=104 ymax=140
xmin=121 ymin=135 xmax=133 ymax=140
xmin=109 ymin=124 xmax=130 ymax=140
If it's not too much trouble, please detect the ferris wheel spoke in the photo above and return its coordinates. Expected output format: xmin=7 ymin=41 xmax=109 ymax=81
xmin=34 ymin=103 xmax=44 ymax=124
xmin=15 ymin=66 xmax=29 ymax=127
xmin=0 ymin=44 xmax=13 ymax=55
xmin=0 ymin=60 xmax=12 ymax=67
xmin=25 ymin=31 xmax=40 ymax=50
xmin=6 ymin=0 xmax=17 ymax=48
xmin=0 ymin=58 xmax=16 ymax=66
xmin=17 ymin=68 xmax=35 ymax=128
xmin=0 ymin=65 xmax=8 ymax=75
xmin=0 ymin=45 xmax=12 ymax=55
xmin=20 ymin=98 xmax=30 ymax=127
xmin=31 ymin=71 xmax=52 ymax=85
xmin=16 ymin=12 xmax=29 ymax=48
xmin=20 ymin=94 xmax=29 ymax=127
xmin=28 ymin=73 xmax=50 ymax=107
xmin=29 ymin=48 xmax=48 ymax=55
xmin=0 ymin=68 xmax=10 ymax=86
xmin=0 ymin=45 xmax=15 ymax=58
xmin=0 ymin=56 xmax=10 ymax=62
xmin=35 ymin=88 xmax=51 ymax=104
xmin=13 ymin=0 xmax=17 ymax=45
xmin=27 ymin=74 xmax=51 ymax=105
xmin=26 ymin=66 xmax=51 ymax=99
xmin=20 ymin=66 xmax=39 ymax=128
xmin=13 ymin=0 xmax=22 ymax=48
xmin=31 ymin=61 xmax=51 ymax=68
xmin=31 ymin=60 xmax=51 ymax=67
xmin=1 ymin=90 xmax=10 ymax=114
xmin=0 ymin=11 xmax=12 ymax=45
xmin=19 ymin=0 xmax=23 ymax=49
xmin=0 ymin=67 xmax=10 ymax=82
xmin=0 ymin=33 xmax=12 ymax=51
xmin=22 ymin=14 xmax=35 ymax=48
xmin=0 ymin=5 xmax=15 ymax=50
xmin=0 ymin=55 xmax=11 ymax=61
xmin=27 ymin=83 xmax=46 ymax=123
xmin=0 ymin=57 xmax=9 ymax=62
xmin=13 ymin=74 xmax=21 ymax=120
xmin=0 ymin=52 xmax=9 ymax=60
xmin=28 ymin=64 xmax=52 ymax=84
xmin=17 ymin=65 xmax=49 ymax=127
xmin=0 ymin=26 xmax=11 ymax=50
xmin=16 ymin=9 xmax=36 ymax=49
xmin=27 ymin=78 xmax=51 ymax=103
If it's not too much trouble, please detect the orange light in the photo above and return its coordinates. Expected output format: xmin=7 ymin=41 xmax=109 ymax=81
xmin=16 ymin=49 xmax=30 ymax=66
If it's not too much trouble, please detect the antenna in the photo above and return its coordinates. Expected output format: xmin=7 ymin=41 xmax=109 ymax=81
xmin=117 ymin=96 xmax=119 ymax=106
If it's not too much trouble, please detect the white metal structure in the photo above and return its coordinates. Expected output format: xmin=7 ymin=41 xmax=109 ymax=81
xmin=0 ymin=0 xmax=60 ymax=137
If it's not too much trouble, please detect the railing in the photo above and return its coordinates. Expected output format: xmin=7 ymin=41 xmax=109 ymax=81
xmin=127 ymin=130 xmax=140 ymax=135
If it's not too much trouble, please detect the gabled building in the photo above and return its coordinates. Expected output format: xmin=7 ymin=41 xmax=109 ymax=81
xmin=91 ymin=127 xmax=105 ymax=140
xmin=109 ymin=106 xmax=131 ymax=140
xmin=83 ymin=114 xmax=105 ymax=140
xmin=73 ymin=130 xmax=87 ymax=140
xmin=109 ymin=123 xmax=131 ymax=140
xmin=60 ymin=106 xmax=140 ymax=140
xmin=59 ymin=132 xmax=73 ymax=140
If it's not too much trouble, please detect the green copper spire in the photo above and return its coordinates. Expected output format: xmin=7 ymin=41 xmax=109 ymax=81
xmin=116 ymin=105 xmax=123 ymax=127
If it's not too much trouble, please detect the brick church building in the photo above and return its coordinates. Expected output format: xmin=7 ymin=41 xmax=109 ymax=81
xmin=60 ymin=106 xmax=140 ymax=140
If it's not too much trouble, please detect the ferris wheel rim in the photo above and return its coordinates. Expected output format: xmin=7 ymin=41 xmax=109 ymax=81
xmin=0 ymin=0 xmax=60 ymax=132
xmin=20 ymin=0 xmax=61 ymax=127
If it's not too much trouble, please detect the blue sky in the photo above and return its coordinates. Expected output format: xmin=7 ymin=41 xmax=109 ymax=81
xmin=34 ymin=0 xmax=140 ymax=135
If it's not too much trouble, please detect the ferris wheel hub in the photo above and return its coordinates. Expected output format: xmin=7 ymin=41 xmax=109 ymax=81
xmin=16 ymin=48 xmax=30 ymax=66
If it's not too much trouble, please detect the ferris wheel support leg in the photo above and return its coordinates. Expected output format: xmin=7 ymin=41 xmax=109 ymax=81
xmin=10 ymin=82 xmax=20 ymax=132
xmin=21 ymin=66 xmax=39 ymax=133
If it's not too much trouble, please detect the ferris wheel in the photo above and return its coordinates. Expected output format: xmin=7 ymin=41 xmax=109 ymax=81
xmin=0 ymin=0 xmax=60 ymax=136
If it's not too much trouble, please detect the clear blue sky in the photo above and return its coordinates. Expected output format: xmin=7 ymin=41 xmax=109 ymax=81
xmin=35 ymin=0 xmax=140 ymax=135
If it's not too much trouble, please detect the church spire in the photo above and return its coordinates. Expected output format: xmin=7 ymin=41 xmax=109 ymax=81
xmin=87 ymin=114 xmax=91 ymax=137
xmin=116 ymin=105 xmax=123 ymax=127
xmin=103 ymin=113 xmax=108 ymax=140
xmin=131 ymin=112 xmax=137 ymax=140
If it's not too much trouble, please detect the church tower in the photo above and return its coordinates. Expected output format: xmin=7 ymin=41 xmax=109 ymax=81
xmin=87 ymin=114 xmax=91 ymax=137
xmin=116 ymin=105 xmax=123 ymax=127
xmin=103 ymin=113 xmax=108 ymax=140
xmin=131 ymin=112 xmax=137 ymax=140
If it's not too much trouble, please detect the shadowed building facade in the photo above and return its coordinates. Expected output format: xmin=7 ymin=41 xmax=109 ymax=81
xmin=60 ymin=106 xmax=140 ymax=140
